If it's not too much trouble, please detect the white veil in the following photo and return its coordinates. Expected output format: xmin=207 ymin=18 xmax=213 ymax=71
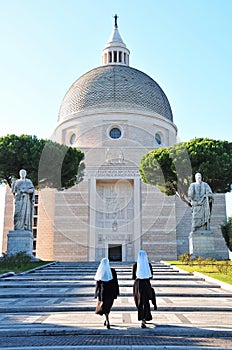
xmin=136 ymin=250 xmax=152 ymax=279
xmin=94 ymin=258 xmax=113 ymax=281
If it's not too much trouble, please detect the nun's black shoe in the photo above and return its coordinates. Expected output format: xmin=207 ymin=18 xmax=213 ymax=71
xmin=141 ymin=320 xmax=147 ymax=328
xmin=104 ymin=320 xmax=106 ymax=326
xmin=107 ymin=323 xmax=110 ymax=329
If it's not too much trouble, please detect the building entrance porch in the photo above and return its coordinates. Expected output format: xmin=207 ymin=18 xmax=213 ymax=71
xmin=88 ymin=176 xmax=141 ymax=262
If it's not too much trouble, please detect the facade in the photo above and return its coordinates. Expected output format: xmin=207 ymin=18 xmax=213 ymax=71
xmin=2 ymin=19 xmax=228 ymax=261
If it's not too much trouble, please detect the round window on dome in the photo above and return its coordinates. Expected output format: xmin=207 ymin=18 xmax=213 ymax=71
xmin=70 ymin=133 xmax=76 ymax=145
xmin=155 ymin=133 xmax=162 ymax=146
xmin=109 ymin=127 xmax=122 ymax=139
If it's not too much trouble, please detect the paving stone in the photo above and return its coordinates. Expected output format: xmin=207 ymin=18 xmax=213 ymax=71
xmin=0 ymin=261 xmax=232 ymax=349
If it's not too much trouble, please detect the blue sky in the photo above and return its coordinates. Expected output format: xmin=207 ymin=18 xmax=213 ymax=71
xmin=0 ymin=0 xmax=231 ymax=227
xmin=0 ymin=0 xmax=231 ymax=142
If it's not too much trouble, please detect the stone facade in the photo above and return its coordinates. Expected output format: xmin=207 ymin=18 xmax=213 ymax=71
xmin=35 ymin=189 xmax=55 ymax=261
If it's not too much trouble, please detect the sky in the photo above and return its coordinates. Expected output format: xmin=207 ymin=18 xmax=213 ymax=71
xmin=0 ymin=0 xmax=232 ymax=142
xmin=0 ymin=0 xmax=231 ymax=234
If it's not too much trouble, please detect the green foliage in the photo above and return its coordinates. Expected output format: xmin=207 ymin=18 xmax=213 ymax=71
xmin=140 ymin=146 xmax=175 ymax=196
xmin=215 ymin=261 xmax=231 ymax=274
xmin=0 ymin=134 xmax=85 ymax=190
xmin=140 ymin=138 xmax=232 ymax=201
xmin=0 ymin=252 xmax=50 ymax=274
xmin=221 ymin=216 xmax=232 ymax=251
xmin=178 ymin=253 xmax=191 ymax=263
xmin=174 ymin=256 xmax=232 ymax=276
xmin=0 ymin=251 xmax=31 ymax=268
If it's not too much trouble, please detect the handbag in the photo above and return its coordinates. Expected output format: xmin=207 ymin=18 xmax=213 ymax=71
xmin=95 ymin=300 xmax=104 ymax=315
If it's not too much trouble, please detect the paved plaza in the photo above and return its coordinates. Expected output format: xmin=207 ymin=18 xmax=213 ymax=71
xmin=0 ymin=260 xmax=232 ymax=349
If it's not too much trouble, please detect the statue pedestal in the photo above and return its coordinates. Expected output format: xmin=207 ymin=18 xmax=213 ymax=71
xmin=7 ymin=230 xmax=34 ymax=257
xmin=189 ymin=230 xmax=215 ymax=259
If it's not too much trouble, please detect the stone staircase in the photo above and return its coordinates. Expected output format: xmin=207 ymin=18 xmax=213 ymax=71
xmin=0 ymin=261 xmax=231 ymax=349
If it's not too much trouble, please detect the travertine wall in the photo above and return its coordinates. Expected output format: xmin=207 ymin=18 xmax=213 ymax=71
xmin=2 ymin=186 xmax=14 ymax=253
xmin=141 ymin=182 xmax=178 ymax=261
xmin=210 ymin=193 xmax=229 ymax=259
xmin=53 ymin=181 xmax=89 ymax=261
xmin=36 ymin=189 xmax=55 ymax=261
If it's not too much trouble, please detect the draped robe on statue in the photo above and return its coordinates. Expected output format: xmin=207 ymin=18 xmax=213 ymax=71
xmin=12 ymin=176 xmax=35 ymax=231
xmin=188 ymin=177 xmax=213 ymax=232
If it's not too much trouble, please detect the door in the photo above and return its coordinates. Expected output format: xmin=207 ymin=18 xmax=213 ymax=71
xmin=108 ymin=244 xmax=122 ymax=261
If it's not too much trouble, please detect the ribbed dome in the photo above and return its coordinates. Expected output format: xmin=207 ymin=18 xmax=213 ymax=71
xmin=58 ymin=65 xmax=173 ymax=122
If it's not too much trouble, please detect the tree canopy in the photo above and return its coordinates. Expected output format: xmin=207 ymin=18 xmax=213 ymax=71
xmin=221 ymin=216 xmax=232 ymax=252
xmin=140 ymin=138 xmax=232 ymax=206
xmin=0 ymin=134 xmax=85 ymax=190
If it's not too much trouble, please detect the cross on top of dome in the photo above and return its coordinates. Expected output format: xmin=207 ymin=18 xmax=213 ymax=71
xmin=114 ymin=14 xmax=119 ymax=28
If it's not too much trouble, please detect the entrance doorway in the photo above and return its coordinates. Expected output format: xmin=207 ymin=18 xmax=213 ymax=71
xmin=108 ymin=244 xmax=122 ymax=261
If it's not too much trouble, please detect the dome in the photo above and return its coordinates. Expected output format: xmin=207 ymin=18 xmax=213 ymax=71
xmin=58 ymin=65 xmax=173 ymax=122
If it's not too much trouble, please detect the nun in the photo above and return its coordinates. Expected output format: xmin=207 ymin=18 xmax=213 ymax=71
xmin=94 ymin=258 xmax=119 ymax=329
xmin=132 ymin=250 xmax=157 ymax=328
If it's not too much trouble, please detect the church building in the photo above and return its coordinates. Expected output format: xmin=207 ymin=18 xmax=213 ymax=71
xmin=2 ymin=17 xmax=228 ymax=261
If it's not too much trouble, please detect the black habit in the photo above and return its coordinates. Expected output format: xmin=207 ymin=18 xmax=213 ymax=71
xmin=132 ymin=262 xmax=157 ymax=321
xmin=95 ymin=268 xmax=119 ymax=315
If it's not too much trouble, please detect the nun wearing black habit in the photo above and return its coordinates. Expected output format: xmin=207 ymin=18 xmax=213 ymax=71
xmin=94 ymin=258 xmax=119 ymax=329
xmin=132 ymin=250 xmax=157 ymax=328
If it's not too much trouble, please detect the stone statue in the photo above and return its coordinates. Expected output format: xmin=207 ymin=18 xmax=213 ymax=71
xmin=188 ymin=172 xmax=214 ymax=232
xmin=11 ymin=169 xmax=35 ymax=231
